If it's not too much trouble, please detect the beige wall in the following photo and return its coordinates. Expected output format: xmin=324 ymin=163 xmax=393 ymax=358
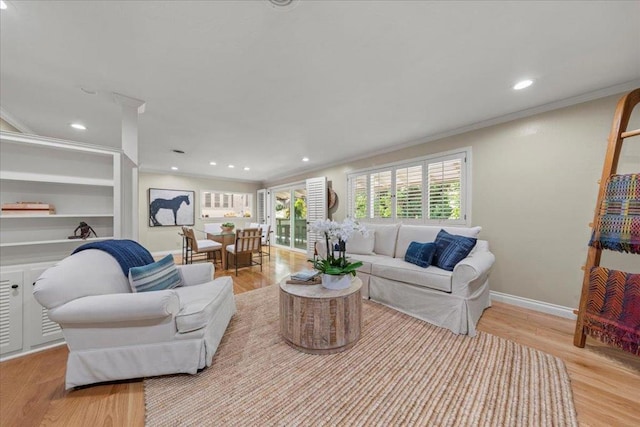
xmin=265 ymin=93 xmax=639 ymax=308
xmin=0 ymin=118 xmax=21 ymax=132
xmin=139 ymin=172 xmax=261 ymax=253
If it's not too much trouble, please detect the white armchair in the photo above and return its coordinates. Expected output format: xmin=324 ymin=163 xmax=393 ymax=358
xmin=34 ymin=249 xmax=236 ymax=389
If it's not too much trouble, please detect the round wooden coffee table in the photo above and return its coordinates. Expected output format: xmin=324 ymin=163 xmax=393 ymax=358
xmin=279 ymin=276 xmax=362 ymax=355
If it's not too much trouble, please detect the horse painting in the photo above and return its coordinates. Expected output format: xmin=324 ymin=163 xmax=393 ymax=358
xmin=149 ymin=193 xmax=192 ymax=226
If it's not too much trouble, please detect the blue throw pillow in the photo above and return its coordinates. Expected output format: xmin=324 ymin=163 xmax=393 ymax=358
xmin=128 ymin=254 xmax=182 ymax=293
xmin=404 ymin=241 xmax=436 ymax=268
xmin=434 ymin=230 xmax=477 ymax=271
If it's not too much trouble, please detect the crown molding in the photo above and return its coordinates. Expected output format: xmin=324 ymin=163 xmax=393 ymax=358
xmin=0 ymin=107 xmax=36 ymax=134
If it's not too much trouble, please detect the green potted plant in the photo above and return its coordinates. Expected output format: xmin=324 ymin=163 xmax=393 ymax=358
xmin=308 ymin=218 xmax=366 ymax=290
xmin=221 ymin=222 xmax=235 ymax=233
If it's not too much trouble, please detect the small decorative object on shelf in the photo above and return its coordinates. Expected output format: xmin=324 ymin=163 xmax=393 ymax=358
xmin=2 ymin=202 xmax=55 ymax=215
xmin=68 ymin=222 xmax=97 ymax=240
xmin=308 ymin=218 xmax=366 ymax=290
xmin=221 ymin=222 xmax=235 ymax=233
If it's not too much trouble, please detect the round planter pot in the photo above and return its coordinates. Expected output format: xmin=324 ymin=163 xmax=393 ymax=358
xmin=321 ymin=274 xmax=352 ymax=290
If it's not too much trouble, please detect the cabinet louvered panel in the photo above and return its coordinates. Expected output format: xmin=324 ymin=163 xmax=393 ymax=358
xmin=305 ymin=177 xmax=327 ymax=258
xmin=40 ymin=307 xmax=61 ymax=336
xmin=28 ymin=265 xmax=64 ymax=346
xmin=0 ymin=271 xmax=23 ymax=354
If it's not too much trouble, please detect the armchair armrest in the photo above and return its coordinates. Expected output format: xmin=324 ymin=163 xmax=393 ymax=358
xmin=176 ymin=263 xmax=214 ymax=286
xmin=48 ymin=291 xmax=180 ymax=324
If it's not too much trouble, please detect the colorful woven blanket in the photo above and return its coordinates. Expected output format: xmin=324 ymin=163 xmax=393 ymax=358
xmin=72 ymin=239 xmax=154 ymax=276
xmin=589 ymin=174 xmax=640 ymax=254
xmin=584 ymin=267 xmax=640 ymax=355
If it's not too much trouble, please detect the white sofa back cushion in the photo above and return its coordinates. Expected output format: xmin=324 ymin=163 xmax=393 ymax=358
xmin=346 ymin=230 xmax=376 ymax=255
xmin=395 ymin=225 xmax=482 ymax=259
xmin=361 ymin=223 xmax=401 ymax=257
xmin=34 ymin=249 xmax=131 ymax=309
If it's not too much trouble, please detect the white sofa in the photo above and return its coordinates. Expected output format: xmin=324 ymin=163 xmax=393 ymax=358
xmin=33 ymin=249 xmax=236 ymax=389
xmin=339 ymin=223 xmax=494 ymax=336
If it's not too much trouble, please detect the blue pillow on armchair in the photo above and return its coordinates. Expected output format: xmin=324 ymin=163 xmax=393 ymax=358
xmin=404 ymin=241 xmax=436 ymax=268
xmin=434 ymin=230 xmax=477 ymax=271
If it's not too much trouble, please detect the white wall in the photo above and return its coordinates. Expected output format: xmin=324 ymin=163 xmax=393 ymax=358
xmin=265 ymin=93 xmax=640 ymax=308
xmin=138 ymin=172 xmax=261 ymax=253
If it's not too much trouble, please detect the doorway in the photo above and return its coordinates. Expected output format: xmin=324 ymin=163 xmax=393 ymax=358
xmin=273 ymin=184 xmax=307 ymax=251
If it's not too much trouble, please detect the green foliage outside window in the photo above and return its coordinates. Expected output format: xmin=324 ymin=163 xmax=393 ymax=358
xmin=294 ymin=198 xmax=307 ymax=219
xmin=429 ymin=180 xmax=460 ymax=220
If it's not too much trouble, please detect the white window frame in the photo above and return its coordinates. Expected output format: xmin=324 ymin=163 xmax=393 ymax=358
xmin=347 ymin=147 xmax=471 ymax=226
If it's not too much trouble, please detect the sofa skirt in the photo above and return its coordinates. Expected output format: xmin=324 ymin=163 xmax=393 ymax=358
xmin=369 ymin=276 xmax=491 ymax=336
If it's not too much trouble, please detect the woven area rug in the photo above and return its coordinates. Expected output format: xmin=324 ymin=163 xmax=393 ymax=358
xmin=145 ymin=285 xmax=577 ymax=426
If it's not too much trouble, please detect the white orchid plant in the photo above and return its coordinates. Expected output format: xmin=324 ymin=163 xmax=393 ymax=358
xmin=308 ymin=218 xmax=367 ymax=276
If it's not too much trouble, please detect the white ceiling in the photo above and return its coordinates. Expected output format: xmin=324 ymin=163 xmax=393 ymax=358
xmin=1 ymin=1 xmax=639 ymax=182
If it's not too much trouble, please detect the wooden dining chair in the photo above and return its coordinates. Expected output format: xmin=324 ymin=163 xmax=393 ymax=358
xmin=182 ymin=226 xmax=223 ymax=266
xmin=250 ymin=223 xmax=272 ymax=259
xmin=225 ymin=228 xmax=262 ymax=276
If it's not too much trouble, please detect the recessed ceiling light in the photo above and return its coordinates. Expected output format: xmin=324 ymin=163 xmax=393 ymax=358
xmin=228 ymin=164 xmax=235 ymax=168
xmin=70 ymin=123 xmax=87 ymax=130
xmin=0 ymin=1 xmax=7 ymax=10
xmin=244 ymin=167 xmax=250 ymax=171
xmin=209 ymin=161 xmax=217 ymax=166
xmin=171 ymin=166 xmax=178 ymax=170
xmin=513 ymin=79 xmax=534 ymax=90
xmin=302 ymin=157 xmax=309 ymax=162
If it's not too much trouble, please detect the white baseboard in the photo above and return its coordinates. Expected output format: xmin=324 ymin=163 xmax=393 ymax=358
xmin=490 ymin=291 xmax=576 ymax=320
xmin=0 ymin=341 xmax=66 ymax=363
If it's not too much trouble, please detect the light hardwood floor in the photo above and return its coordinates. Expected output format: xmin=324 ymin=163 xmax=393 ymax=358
xmin=1 ymin=247 xmax=638 ymax=426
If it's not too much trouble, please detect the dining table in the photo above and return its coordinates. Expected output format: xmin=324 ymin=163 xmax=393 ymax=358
xmin=206 ymin=231 xmax=236 ymax=270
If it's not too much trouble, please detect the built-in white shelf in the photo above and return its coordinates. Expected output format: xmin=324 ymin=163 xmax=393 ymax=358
xmin=0 ymin=213 xmax=113 ymax=219
xmin=0 ymin=171 xmax=113 ymax=187
xmin=0 ymin=237 xmax=114 ymax=248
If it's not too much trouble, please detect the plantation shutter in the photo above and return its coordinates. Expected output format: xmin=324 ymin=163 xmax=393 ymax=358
xmin=370 ymin=170 xmax=392 ymax=219
xmin=305 ymin=176 xmax=327 ymax=258
xmin=347 ymin=174 xmax=368 ymax=219
xmin=395 ymin=165 xmax=423 ymax=220
xmin=257 ymin=189 xmax=267 ymax=224
xmin=426 ymin=154 xmax=464 ymax=222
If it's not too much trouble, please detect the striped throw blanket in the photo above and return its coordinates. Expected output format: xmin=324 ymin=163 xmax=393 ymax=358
xmin=584 ymin=267 xmax=640 ymax=355
xmin=72 ymin=239 xmax=154 ymax=276
xmin=589 ymin=174 xmax=640 ymax=254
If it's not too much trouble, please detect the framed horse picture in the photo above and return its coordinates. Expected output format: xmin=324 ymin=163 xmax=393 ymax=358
xmin=148 ymin=188 xmax=195 ymax=227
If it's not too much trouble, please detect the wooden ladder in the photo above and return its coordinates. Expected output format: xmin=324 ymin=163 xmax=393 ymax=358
xmin=574 ymin=88 xmax=640 ymax=348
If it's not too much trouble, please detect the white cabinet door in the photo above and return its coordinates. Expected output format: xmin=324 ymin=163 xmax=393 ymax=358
xmin=28 ymin=266 xmax=63 ymax=346
xmin=0 ymin=271 xmax=23 ymax=355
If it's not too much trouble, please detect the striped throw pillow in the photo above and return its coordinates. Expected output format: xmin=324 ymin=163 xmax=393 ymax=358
xmin=128 ymin=254 xmax=182 ymax=293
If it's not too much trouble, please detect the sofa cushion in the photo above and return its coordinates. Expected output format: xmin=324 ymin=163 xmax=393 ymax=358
xmin=346 ymin=230 xmax=375 ymax=255
xmin=128 ymin=255 xmax=182 ymax=293
xmin=395 ymin=225 xmax=481 ymax=259
xmin=371 ymin=257 xmax=453 ymax=292
xmin=359 ymin=223 xmax=401 ymax=257
xmin=174 ymin=278 xmax=231 ymax=333
xmin=404 ymin=242 xmax=436 ymax=268
xmin=434 ymin=230 xmax=477 ymax=271
xmin=345 ymin=253 xmax=378 ymax=274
